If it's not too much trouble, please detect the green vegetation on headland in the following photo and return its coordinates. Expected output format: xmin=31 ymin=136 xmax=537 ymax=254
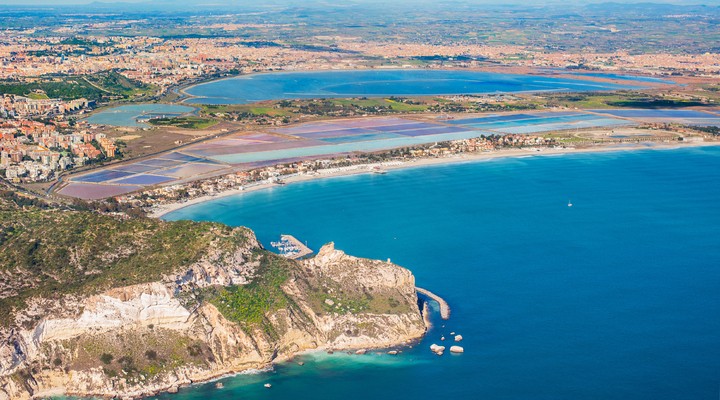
xmin=68 ymin=328 xmax=212 ymax=383
xmin=0 ymin=197 xmax=251 ymax=326
xmin=204 ymin=250 xmax=295 ymax=333
xmin=0 ymin=192 xmax=426 ymax=398
xmin=148 ymin=116 xmax=218 ymax=129
xmin=0 ymin=71 xmax=156 ymax=102
xmin=0 ymin=185 xmax=420 ymax=331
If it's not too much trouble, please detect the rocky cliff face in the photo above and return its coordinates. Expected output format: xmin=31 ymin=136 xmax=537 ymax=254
xmin=0 ymin=240 xmax=425 ymax=399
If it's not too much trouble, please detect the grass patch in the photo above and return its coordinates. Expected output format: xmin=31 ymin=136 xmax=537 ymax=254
xmin=201 ymin=103 xmax=289 ymax=116
xmin=26 ymin=92 xmax=50 ymax=100
xmin=149 ymin=116 xmax=218 ymax=129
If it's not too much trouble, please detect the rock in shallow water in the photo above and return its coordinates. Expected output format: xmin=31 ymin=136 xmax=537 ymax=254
xmin=430 ymin=344 xmax=446 ymax=355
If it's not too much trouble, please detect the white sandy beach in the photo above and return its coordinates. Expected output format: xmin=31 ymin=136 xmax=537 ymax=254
xmin=150 ymin=140 xmax=719 ymax=219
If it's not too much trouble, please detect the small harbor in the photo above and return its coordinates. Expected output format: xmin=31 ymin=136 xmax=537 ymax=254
xmin=271 ymin=234 xmax=313 ymax=259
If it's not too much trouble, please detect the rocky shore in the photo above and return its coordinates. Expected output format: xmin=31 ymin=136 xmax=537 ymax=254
xmin=0 ymin=239 xmax=426 ymax=399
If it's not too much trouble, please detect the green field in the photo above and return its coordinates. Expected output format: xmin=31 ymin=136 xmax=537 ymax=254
xmin=149 ymin=116 xmax=218 ymax=129
xmin=26 ymin=92 xmax=50 ymax=100
xmin=332 ymin=98 xmax=429 ymax=112
xmin=202 ymin=103 xmax=290 ymax=116
xmin=543 ymin=92 xmax=712 ymax=109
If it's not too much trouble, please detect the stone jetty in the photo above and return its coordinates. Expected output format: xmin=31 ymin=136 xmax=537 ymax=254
xmin=416 ymin=287 xmax=451 ymax=320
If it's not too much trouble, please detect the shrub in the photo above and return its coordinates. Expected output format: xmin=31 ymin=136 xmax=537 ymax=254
xmin=100 ymin=353 xmax=113 ymax=364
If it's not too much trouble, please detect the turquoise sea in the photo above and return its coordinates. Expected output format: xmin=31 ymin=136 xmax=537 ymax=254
xmin=184 ymin=70 xmax=637 ymax=104
xmin=163 ymin=147 xmax=720 ymax=400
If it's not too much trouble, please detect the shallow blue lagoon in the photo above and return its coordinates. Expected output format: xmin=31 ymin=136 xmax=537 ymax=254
xmin=184 ymin=70 xmax=637 ymax=104
xmin=568 ymin=72 xmax=675 ymax=84
xmin=85 ymin=104 xmax=195 ymax=127
xmin=164 ymin=147 xmax=720 ymax=400
xmin=207 ymin=131 xmax=492 ymax=164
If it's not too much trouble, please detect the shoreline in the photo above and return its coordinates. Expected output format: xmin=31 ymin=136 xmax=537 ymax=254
xmin=51 ymin=332 xmax=425 ymax=400
xmin=150 ymin=140 xmax=719 ymax=219
xmin=50 ymin=340 xmax=419 ymax=399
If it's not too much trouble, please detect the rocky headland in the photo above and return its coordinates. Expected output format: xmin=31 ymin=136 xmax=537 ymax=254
xmin=0 ymin=204 xmax=425 ymax=399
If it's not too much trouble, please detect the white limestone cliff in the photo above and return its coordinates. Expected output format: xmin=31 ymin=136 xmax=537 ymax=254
xmin=0 ymin=243 xmax=426 ymax=399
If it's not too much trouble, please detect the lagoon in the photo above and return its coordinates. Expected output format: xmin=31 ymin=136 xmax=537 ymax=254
xmin=85 ymin=104 xmax=195 ymax=127
xmin=184 ymin=70 xmax=638 ymax=104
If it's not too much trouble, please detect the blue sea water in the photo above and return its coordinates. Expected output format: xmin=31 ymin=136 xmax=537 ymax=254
xmin=162 ymin=147 xmax=720 ymax=400
xmin=184 ymin=70 xmax=637 ymax=104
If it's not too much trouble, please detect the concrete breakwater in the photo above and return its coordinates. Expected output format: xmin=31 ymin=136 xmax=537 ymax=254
xmin=270 ymin=234 xmax=313 ymax=259
xmin=416 ymin=287 xmax=450 ymax=320
xmin=282 ymin=234 xmax=313 ymax=259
